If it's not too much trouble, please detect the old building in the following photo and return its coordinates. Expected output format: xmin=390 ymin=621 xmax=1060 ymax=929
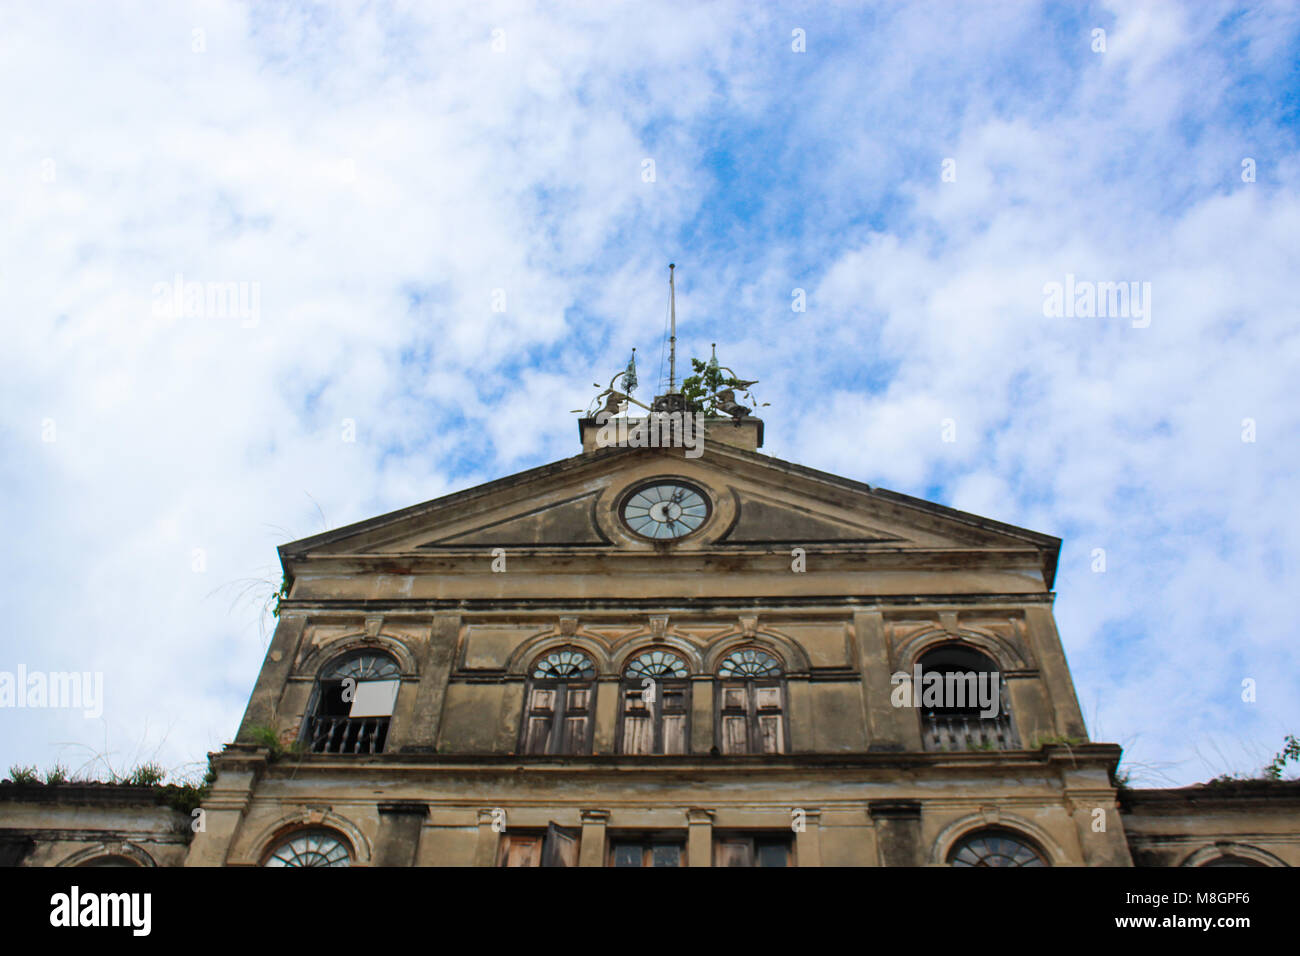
xmin=4 ymin=381 xmax=1297 ymax=867
xmin=0 ymin=783 xmax=192 ymax=867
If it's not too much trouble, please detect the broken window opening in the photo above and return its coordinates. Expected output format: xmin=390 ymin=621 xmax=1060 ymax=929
xmin=306 ymin=650 xmax=400 ymax=754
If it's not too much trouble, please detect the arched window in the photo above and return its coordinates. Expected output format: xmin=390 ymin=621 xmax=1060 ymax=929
xmin=715 ymin=646 xmax=786 ymax=754
xmin=948 ymin=828 xmax=1047 ymax=867
xmin=262 ymin=830 xmax=352 ymax=867
xmin=618 ymin=648 xmax=691 ymax=755
xmin=1200 ymin=855 xmax=1266 ymax=867
xmin=915 ymin=644 xmax=1016 ymax=751
xmin=77 ymin=856 xmax=139 ymax=867
xmin=307 ymin=650 xmax=400 ymax=754
xmin=521 ymin=648 xmax=597 ymax=755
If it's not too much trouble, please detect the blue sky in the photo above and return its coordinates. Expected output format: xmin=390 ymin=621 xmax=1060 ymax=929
xmin=1 ymin=0 xmax=1298 ymax=785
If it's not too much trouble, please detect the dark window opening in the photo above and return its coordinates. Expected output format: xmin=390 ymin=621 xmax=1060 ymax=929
xmin=609 ymin=834 xmax=686 ymax=867
xmin=305 ymin=651 xmax=399 ymax=755
xmin=916 ymin=644 xmax=1017 ymax=752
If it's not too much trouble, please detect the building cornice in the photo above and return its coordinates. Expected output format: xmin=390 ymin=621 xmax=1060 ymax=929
xmin=276 ymin=592 xmax=1058 ymax=616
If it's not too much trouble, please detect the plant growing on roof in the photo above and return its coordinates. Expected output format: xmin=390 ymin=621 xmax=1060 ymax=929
xmin=679 ymin=345 xmax=766 ymax=417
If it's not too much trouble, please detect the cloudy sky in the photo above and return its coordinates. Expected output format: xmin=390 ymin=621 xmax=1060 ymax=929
xmin=2 ymin=0 xmax=1297 ymax=786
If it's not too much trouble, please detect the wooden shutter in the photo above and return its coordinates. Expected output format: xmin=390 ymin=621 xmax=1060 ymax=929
xmin=755 ymin=684 xmax=785 ymax=754
xmin=661 ymin=684 xmax=688 ymax=754
xmin=542 ymin=823 xmax=581 ymax=867
xmin=620 ymin=686 xmax=654 ymax=754
xmin=499 ymin=834 xmax=543 ymax=867
xmin=715 ymin=838 xmax=753 ymax=867
xmin=523 ymin=687 xmax=555 ymax=755
xmin=561 ymin=686 xmax=591 ymax=753
xmin=720 ymin=683 xmax=749 ymax=754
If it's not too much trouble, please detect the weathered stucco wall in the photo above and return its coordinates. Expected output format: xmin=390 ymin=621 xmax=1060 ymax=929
xmin=7 ymin=440 xmax=1292 ymax=868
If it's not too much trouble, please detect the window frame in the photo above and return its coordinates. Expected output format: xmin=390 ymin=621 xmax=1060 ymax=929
xmin=303 ymin=649 xmax=401 ymax=755
xmin=946 ymin=827 xmax=1048 ymax=867
xmin=607 ymin=832 xmax=688 ymax=868
xmin=713 ymin=646 xmax=788 ymax=755
xmin=496 ymin=823 xmax=581 ymax=867
xmin=519 ymin=647 xmax=598 ymax=756
xmin=914 ymin=643 xmax=1018 ymax=752
xmin=616 ymin=648 xmax=692 ymax=755
xmin=712 ymin=832 xmax=794 ymax=867
xmin=261 ymin=828 xmax=353 ymax=867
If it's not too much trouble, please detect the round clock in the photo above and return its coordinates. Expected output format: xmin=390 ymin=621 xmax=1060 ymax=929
xmin=621 ymin=480 xmax=710 ymax=540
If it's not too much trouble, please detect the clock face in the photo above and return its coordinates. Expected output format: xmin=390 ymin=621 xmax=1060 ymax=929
xmin=621 ymin=481 xmax=710 ymax=540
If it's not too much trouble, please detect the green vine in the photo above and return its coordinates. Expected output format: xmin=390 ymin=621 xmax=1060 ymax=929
xmin=1265 ymin=733 xmax=1300 ymax=780
xmin=271 ymin=576 xmax=290 ymax=618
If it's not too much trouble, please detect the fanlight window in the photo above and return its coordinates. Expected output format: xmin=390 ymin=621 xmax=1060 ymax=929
xmin=717 ymin=647 xmax=783 ymax=678
xmin=619 ymin=649 xmax=691 ymax=755
xmin=325 ymin=653 xmax=400 ymax=681
xmin=263 ymin=830 xmax=351 ymax=867
xmin=78 ymin=856 xmax=139 ymax=867
xmin=716 ymin=646 xmax=786 ymax=754
xmin=1201 ymin=855 xmax=1266 ymax=867
xmin=625 ymin=649 xmax=689 ymax=679
xmin=307 ymin=650 xmax=400 ymax=755
xmin=532 ymin=649 xmax=597 ymax=680
xmin=522 ymin=648 xmax=596 ymax=755
xmin=948 ymin=829 xmax=1046 ymax=867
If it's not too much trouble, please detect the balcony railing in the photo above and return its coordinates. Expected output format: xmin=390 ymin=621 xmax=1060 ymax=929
xmin=922 ymin=712 xmax=1017 ymax=752
xmin=307 ymin=716 xmax=389 ymax=754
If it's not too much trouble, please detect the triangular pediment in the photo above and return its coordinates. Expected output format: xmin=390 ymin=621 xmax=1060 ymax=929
xmin=720 ymin=491 xmax=906 ymax=545
xmin=279 ymin=443 xmax=1060 ymax=585
xmin=419 ymin=491 xmax=609 ymax=547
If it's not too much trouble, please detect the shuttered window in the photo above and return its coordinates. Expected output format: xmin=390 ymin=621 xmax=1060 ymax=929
xmin=497 ymin=823 xmax=581 ymax=867
xmin=521 ymin=649 xmax=597 ymax=755
xmin=715 ymin=647 xmax=786 ymax=755
xmin=498 ymin=833 xmax=542 ymax=867
xmin=618 ymin=648 xmax=691 ymax=755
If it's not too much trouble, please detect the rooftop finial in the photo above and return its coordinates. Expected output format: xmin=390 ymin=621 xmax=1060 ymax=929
xmin=621 ymin=348 xmax=637 ymax=395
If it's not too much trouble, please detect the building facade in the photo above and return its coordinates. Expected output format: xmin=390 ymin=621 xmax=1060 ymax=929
xmin=4 ymin=411 xmax=1297 ymax=866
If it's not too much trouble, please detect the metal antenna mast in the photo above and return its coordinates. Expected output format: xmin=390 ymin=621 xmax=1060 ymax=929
xmin=668 ymin=263 xmax=677 ymax=393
